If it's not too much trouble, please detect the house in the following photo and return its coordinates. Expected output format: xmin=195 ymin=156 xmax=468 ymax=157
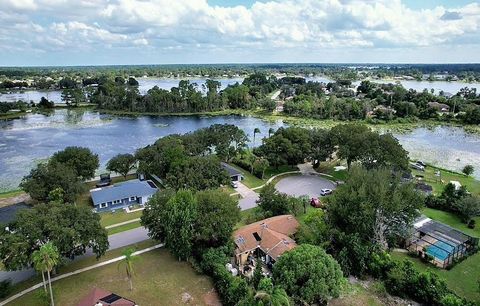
xmin=90 ymin=179 xmax=157 ymax=212
xmin=427 ymin=102 xmax=450 ymax=113
xmin=77 ymin=287 xmax=136 ymax=306
xmin=221 ymin=163 xmax=244 ymax=182
xmin=233 ymin=215 xmax=299 ymax=269
xmin=406 ymin=216 xmax=479 ymax=268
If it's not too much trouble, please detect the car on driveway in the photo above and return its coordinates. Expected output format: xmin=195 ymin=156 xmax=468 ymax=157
xmin=319 ymin=189 xmax=333 ymax=196
xmin=410 ymin=162 xmax=425 ymax=171
xmin=231 ymin=181 xmax=239 ymax=188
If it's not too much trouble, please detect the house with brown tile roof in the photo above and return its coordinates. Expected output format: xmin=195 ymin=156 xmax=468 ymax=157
xmin=77 ymin=288 xmax=137 ymax=306
xmin=233 ymin=215 xmax=299 ymax=267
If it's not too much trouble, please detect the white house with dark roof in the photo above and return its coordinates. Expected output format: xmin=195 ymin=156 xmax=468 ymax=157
xmin=221 ymin=162 xmax=244 ymax=181
xmin=90 ymin=179 xmax=158 ymax=212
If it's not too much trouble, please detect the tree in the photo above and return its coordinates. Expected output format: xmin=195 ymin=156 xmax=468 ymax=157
xmin=106 ymin=153 xmax=137 ymax=179
xmin=164 ymin=190 xmax=198 ymax=260
xmin=309 ymin=128 xmax=334 ymax=167
xmin=253 ymin=127 xmax=261 ymax=146
xmin=50 ymin=146 xmax=99 ymax=180
xmin=462 ymin=165 xmax=474 ymax=176
xmin=273 ymin=244 xmax=343 ymax=304
xmin=20 ymin=162 xmax=83 ymax=203
xmin=253 ymin=158 xmax=269 ymax=179
xmin=194 ymin=190 xmax=240 ymax=250
xmin=454 ymin=195 xmax=480 ymax=224
xmin=141 ymin=189 xmax=176 ymax=242
xmin=166 ymin=156 xmax=229 ymax=190
xmin=118 ymin=247 xmax=137 ymax=290
xmin=331 ymin=124 xmax=408 ymax=170
xmin=0 ymin=203 xmax=108 ymax=271
xmin=254 ymin=278 xmax=290 ymax=306
xmin=32 ymin=242 xmax=60 ymax=306
xmin=268 ymin=128 xmax=275 ymax=137
xmin=326 ymin=166 xmax=422 ymax=275
xmin=256 ymin=184 xmax=290 ymax=217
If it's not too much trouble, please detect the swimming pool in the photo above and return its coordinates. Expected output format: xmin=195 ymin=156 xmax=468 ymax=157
xmin=426 ymin=241 xmax=455 ymax=261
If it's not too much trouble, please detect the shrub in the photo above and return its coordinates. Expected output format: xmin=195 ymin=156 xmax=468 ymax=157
xmin=0 ymin=279 xmax=12 ymax=299
xmin=468 ymin=219 xmax=476 ymax=229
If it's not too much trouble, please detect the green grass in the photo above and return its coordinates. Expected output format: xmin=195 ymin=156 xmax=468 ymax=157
xmin=4 ymin=240 xmax=157 ymax=302
xmin=316 ymin=161 xmax=348 ymax=182
xmin=411 ymin=165 xmax=480 ymax=196
xmin=263 ymin=164 xmax=299 ymax=179
xmin=107 ymin=220 xmax=142 ymax=235
xmin=391 ymin=251 xmax=480 ymax=303
xmin=421 ymin=207 xmax=480 ymax=238
xmin=8 ymin=247 xmax=216 ymax=306
xmin=330 ymin=282 xmax=385 ymax=306
xmin=0 ymin=190 xmax=24 ymax=199
xmin=99 ymin=210 xmax=143 ymax=228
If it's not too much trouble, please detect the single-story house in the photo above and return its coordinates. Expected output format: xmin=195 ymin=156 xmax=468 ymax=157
xmin=77 ymin=287 xmax=136 ymax=306
xmin=233 ymin=215 xmax=299 ymax=268
xmin=90 ymin=179 xmax=158 ymax=212
xmin=221 ymin=163 xmax=244 ymax=182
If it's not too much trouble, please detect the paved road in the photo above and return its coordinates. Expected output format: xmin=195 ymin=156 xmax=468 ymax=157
xmin=275 ymin=175 xmax=336 ymax=198
xmin=0 ymin=227 xmax=150 ymax=284
xmin=236 ymin=182 xmax=260 ymax=211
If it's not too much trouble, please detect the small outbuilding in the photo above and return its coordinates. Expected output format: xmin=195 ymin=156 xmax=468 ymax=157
xmin=221 ymin=163 xmax=244 ymax=182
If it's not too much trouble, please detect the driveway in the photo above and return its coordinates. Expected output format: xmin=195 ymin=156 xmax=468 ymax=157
xmin=236 ymin=182 xmax=260 ymax=211
xmin=0 ymin=227 xmax=150 ymax=284
xmin=275 ymin=174 xmax=336 ymax=198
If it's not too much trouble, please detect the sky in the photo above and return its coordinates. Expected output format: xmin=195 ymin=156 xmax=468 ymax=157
xmin=0 ymin=0 xmax=479 ymax=66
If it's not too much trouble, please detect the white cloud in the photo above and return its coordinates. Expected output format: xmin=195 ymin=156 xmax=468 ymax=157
xmin=1 ymin=0 xmax=479 ymax=64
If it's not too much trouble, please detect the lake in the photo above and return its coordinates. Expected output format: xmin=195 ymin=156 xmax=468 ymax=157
xmin=0 ymin=109 xmax=479 ymax=192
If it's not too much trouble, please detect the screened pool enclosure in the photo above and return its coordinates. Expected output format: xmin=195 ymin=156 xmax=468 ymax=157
xmin=407 ymin=217 xmax=479 ymax=268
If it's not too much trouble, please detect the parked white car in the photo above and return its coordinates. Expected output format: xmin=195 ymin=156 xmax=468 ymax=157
xmin=320 ymin=189 xmax=333 ymax=196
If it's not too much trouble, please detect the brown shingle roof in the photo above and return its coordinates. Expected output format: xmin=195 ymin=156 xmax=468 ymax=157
xmin=233 ymin=215 xmax=299 ymax=261
xmin=77 ymin=288 xmax=136 ymax=306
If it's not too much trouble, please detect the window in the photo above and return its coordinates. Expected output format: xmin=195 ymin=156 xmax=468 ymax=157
xmin=107 ymin=201 xmax=112 ymax=205
xmin=130 ymin=196 xmax=136 ymax=201
xmin=100 ymin=203 xmax=108 ymax=208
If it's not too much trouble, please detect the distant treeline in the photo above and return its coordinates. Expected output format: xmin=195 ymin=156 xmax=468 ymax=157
xmin=1 ymin=63 xmax=480 ymax=83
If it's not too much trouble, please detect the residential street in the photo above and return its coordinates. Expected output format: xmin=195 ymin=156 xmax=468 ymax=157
xmin=0 ymin=227 xmax=150 ymax=284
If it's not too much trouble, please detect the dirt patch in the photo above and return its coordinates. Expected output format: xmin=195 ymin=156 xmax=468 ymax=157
xmin=203 ymin=289 xmax=222 ymax=306
xmin=0 ymin=192 xmax=31 ymax=208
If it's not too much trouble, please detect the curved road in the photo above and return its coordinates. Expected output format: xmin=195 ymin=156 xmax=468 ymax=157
xmin=0 ymin=227 xmax=150 ymax=284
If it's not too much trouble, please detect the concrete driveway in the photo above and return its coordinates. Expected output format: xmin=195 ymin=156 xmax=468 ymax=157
xmin=236 ymin=182 xmax=260 ymax=211
xmin=275 ymin=174 xmax=336 ymax=198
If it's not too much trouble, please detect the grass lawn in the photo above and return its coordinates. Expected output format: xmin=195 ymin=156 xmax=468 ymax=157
xmin=9 ymin=248 xmax=216 ymax=306
xmin=421 ymin=207 xmax=480 ymax=238
xmin=0 ymin=190 xmax=24 ymax=199
xmin=316 ymin=161 xmax=349 ymax=182
xmin=4 ymin=240 xmax=157 ymax=301
xmin=330 ymin=282 xmax=385 ymax=306
xmin=228 ymin=164 xmax=264 ymax=188
xmin=391 ymin=251 xmax=480 ymax=303
xmin=100 ymin=210 xmax=143 ymax=228
xmin=107 ymin=220 xmax=142 ymax=235
xmin=411 ymin=165 xmax=480 ymax=196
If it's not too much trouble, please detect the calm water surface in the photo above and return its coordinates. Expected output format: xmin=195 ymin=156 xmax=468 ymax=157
xmin=0 ymin=110 xmax=284 ymax=191
xmin=1 ymin=109 xmax=479 ymax=192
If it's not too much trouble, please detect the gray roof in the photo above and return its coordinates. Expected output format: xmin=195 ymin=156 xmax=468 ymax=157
xmin=90 ymin=179 xmax=157 ymax=206
xmin=221 ymin=163 xmax=243 ymax=177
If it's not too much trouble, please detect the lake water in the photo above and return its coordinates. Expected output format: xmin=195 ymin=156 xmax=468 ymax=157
xmin=0 ymin=109 xmax=479 ymax=192
xmin=0 ymin=110 xmax=284 ymax=191
xmin=353 ymin=79 xmax=480 ymax=94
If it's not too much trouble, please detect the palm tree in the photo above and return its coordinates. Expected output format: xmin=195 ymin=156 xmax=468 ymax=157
xmin=118 ymin=247 xmax=136 ymax=291
xmin=268 ymin=128 xmax=275 ymax=137
xmin=32 ymin=242 xmax=60 ymax=306
xmin=254 ymin=287 xmax=290 ymax=306
xmin=253 ymin=127 xmax=261 ymax=146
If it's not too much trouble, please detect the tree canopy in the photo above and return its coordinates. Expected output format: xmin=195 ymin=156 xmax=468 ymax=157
xmin=0 ymin=203 xmax=108 ymax=271
xmin=106 ymin=153 xmax=137 ymax=178
xmin=273 ymin=244 xmax=344 ymax=305
xmin=50 ymin=146 xmax=99 ymax=180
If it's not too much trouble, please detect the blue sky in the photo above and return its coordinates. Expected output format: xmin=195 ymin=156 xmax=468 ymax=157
xmin=0 ymin=0 xmax=479 ymax=66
